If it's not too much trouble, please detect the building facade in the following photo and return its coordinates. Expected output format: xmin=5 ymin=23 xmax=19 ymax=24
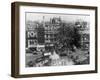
xmin=43 ymin=17 xmax=62 ymax=50
xmin=75 ymin=21 xmax=90 ymax=51
xmin=26 ymin=21 xmax=38 ymax=51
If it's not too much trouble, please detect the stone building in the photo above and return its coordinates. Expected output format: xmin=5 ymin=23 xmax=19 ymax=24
xmin=43 ymin=17 xmax=62 ymax=50
xmin=75 ymin=21 xmax=90 ymax=51
xmin=26 ymin=21 xmax=38 ymax=50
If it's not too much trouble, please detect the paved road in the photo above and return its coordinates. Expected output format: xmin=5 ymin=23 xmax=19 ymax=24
xmin=26 ymin=53 xmax=75 ymax=67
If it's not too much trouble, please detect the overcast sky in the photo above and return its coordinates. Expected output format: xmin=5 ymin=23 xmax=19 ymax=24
xmin=26 ymin=12 xmax=90 ymax=23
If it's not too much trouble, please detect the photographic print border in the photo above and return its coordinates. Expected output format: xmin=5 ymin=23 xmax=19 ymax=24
xmin=11 ymin=2 xmax=98 ymax=78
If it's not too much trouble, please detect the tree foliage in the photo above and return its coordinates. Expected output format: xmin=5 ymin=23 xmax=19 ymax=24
xmin=55 ymin=22 xmax=81 ymax=52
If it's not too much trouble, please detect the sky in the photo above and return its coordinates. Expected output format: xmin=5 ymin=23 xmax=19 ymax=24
xmin=26 ymin=12 xmax=90 ymax=23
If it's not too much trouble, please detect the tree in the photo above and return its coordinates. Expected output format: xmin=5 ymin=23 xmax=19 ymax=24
xmin=55 ymin=22 xmax=81 ymax=53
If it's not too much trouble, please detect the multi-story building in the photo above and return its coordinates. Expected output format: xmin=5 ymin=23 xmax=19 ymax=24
xmin=75 ymin=21 xmax=90 ymax=51
xmin=26 ymin=20 xmax=46 ymax=53
xmin=26 ymin=21 xmax=38 ymax=49
xmin=43 ymin=17 xmax=62 ymax=50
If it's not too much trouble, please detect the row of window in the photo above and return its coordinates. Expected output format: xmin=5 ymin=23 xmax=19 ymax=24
xmin=81 ymin=43 xmax=89 ymax=50
xmin=81 ymin=34 xmax=89 ymax=42
xmin=44 ymin=25 xmax=60 ymax=30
